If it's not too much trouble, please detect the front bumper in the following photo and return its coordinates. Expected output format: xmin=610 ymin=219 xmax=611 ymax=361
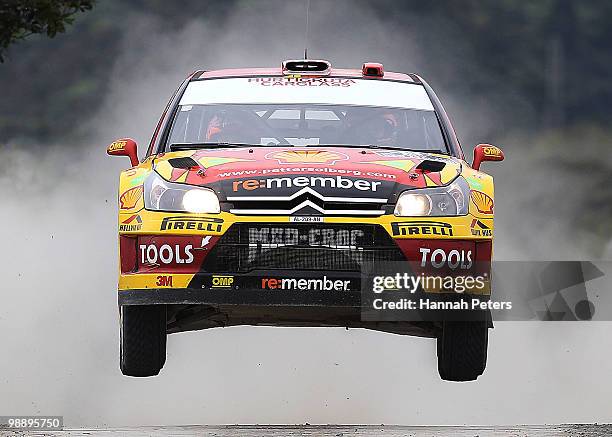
xmin=119 ymin=281 xmax=492 ymax=335
xmin=117 ymin=213 xmax=493 ymax=306
xmin=119 ymin=286 xmax=361 ymax=307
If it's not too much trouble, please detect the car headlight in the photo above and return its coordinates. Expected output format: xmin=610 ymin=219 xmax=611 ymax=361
xmin=144 ymin=172 xmax=220 ymax=213
xmin=394 ymin=177 xmax=470 ymax=216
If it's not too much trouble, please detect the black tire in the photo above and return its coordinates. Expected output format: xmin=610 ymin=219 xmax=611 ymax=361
xmin=437 ymin=321 xmax=488 ymax=382
xmin=120 ymin=305 xmax=167 ymax=377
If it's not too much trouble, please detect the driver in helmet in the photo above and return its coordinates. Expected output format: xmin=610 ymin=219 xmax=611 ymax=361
xmin=344 ymin=107 xmax=400 ymax=146
xmin=205 ymin=109 xmax=259 ymax=143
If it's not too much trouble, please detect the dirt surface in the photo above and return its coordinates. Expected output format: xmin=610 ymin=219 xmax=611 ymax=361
xmin=2 ymin=424 xmax=611 ymax=437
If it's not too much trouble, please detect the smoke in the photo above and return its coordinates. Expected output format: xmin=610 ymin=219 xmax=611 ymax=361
xmin=0 ymin=0 xmax=610 ymax=427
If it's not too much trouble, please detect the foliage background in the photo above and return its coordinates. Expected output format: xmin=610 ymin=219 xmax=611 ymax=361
xmin=2 ymin=0 xmax=612 ymax=140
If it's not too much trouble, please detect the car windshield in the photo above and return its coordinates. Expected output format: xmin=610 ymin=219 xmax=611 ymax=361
xmin=166 ymin=77 xmax=447 ymax=153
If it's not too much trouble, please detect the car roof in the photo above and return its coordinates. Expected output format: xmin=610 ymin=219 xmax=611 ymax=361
xmin=193 ymin=67 xmax=418 ymax=83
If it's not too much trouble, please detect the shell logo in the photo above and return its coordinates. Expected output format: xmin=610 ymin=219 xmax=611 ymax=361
xmin=266 ymin=150 xmax=348 ymax=165
xmin=470 ymin=190 xmax=494 ymax=214
xmin=120 ymin=186 xmax=144 ymax=210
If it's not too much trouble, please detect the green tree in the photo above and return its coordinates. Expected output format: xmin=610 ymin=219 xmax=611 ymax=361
xmin=0 ymin=0 xmax=94 ymax=61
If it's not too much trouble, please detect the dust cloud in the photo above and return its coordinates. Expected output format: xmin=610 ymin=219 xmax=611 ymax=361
xmin=0 ymin=0 xmax=610 ymax=427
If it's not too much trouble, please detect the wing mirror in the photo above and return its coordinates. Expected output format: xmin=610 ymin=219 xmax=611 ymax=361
xmin=107 ymin=138 xmax=139 ymax=167
xmin=472 ymin=144 xmax=504 ymax=171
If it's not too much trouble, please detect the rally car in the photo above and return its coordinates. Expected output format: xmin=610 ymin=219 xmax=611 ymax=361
xmin=108 ymin=60 xmax=504 ymax=381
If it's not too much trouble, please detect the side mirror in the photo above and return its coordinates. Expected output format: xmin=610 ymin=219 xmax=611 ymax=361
xmin=472 ymin=144 xmax=504 ymax=171
xmin=107 ymin=138 xmax=139 ymax=167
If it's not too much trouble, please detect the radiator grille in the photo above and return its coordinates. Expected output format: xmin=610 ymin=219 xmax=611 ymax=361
xmin=204 ymin=223 xmax=405 ymax=273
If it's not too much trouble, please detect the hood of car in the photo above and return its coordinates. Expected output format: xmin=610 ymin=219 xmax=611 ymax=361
xmin=153 ymin=146 xmax=462 ymax=206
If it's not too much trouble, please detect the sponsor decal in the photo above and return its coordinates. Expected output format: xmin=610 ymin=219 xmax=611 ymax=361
xmin=290 ymin=216 xmax=324 ymax=223
xmin=108 ymin=140 xmax=127 ymax=152
xmin=419 ymin=247 xmax=473 ymax=270
xmin=232 ymin=175 xmax=381 ymax=192
xmin=374 ymin=150 xmax=452 ymax=161
xmin=249 ymin=227 xmax=365 ymax=249
xmin=470 ymin=190 xmax=494 ymax=214
xmin=465 ymin=175 xmax=484 ymax=190
xmin=482 ymin=145 xmax=503 ymax=158
xmin=160 ymin=216 xmax=223 ymax=232
xmin=194 ymin=156 xmax=250 ymax=168
xmin=248 ymin=77 xmax=356 ymax=87
xmin=266 ymin=150 xmax=348 ymax=165
xmin=261 ymin=276 xmax=351 ymax=291
xmin=370 ymin=159 xmax=416 ymax=173
xmin=470 ymin=218 xmax=492 ymax=237
xmin=139 ymin=244 xmax=194 ymax=265
xmin=120 ymin=214 xmax=142 ymax=231
xmin=128 ymin=173 xmax=147 ymax=187
xmin=119 ymin=186 xmax=143 ymax=209
xmin=217 ymin=167 xmax=396 ymax=180
xmin=211 ymin=275 xmax=234 ymax=288
xmin=156 ymin=275 xmax=173 ymax=287
xmin=391 ymin=221 xmax=454 ymax=237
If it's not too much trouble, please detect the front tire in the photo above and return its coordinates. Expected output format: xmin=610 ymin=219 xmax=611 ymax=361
xmin=437 ymin=321 xmax=488 ymax=381
xmin=120 ymin=305 xmax=167 ymax=377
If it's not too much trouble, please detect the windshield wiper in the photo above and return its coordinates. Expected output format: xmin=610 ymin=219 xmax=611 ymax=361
xmin=169 ymin=142 xmax=266 ymax=151
xmin=313 ymin=144 xmax=447 ymax=154
xmin=169 ymin=142 xmax=448 ymax=155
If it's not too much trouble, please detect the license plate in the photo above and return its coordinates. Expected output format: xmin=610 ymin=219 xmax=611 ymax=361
xmin=290 ymin=216 xmax=324 ymax=223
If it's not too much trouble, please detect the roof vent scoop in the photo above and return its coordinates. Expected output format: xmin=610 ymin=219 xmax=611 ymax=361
xmin=416 ymin=160 xmax=446 ymax=172
xmin=282 ymin=59 xmax=331 ymax=76
xmin=362 ymin=62 xmax=384 ymax=77
xmin=168 ymin=157 xmax=201 ymax=170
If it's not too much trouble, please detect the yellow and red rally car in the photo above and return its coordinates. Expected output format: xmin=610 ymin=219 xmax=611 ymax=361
xmin=108 ymin=60 xmax=503 ymax=381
